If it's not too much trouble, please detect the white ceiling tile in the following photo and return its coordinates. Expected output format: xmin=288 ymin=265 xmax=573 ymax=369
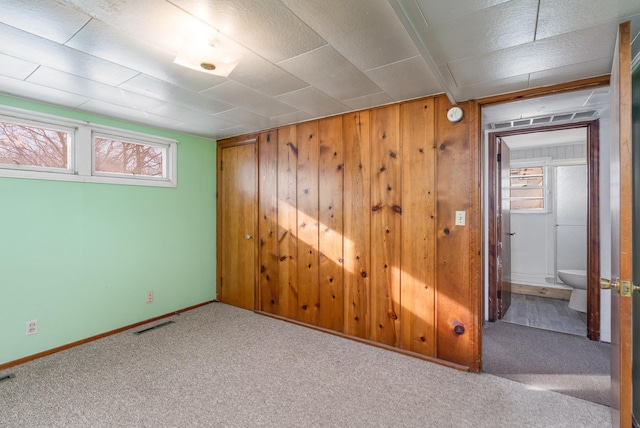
xmin=78 ymin=99 xmax=183 ymax=130
xmin=528 ymin=57 xmax=613 ymax=88
xmin=342 ymin=92 xmax=394 ymax=111
xmin=275 ymin=87 xmax=349 ymax=118
xmin=150 ymin=104 xmax=237 ymax=130
xmin=420 ymin=0 xmax=538 ymax=63
xmin=0 ymin=23 xmax=138 ymax=86
xmin=0 ymin=53 xmax=39 ymax=80
xmin=0 ymin=0 xmax=91 ymax=44
xmin=537 ymin=0 xmax=640 ymax=40
xmin=58 ymin=0 xmax=215 ymax=53
xmin=28 ymin=67 xmax=165 ymax=111
xmin=118 ymin=74 xmax=234 ymax=115
xmin=278 ymin=45 xmax=382 ymax=101
xmin=0 ymin=75 xmax=90 ymax=108
xmin=215 ymin=125 xmax=253 ymax=139
xmin=453 ymin=74 xmax=530 ymax=101
xmin=165 ymin=0 xmax=328 ymax=62
xmin=271 ymin=111 xmax=314 ymax=127
xmin=169 ymin=122 xmax=225 ymax=140
xmin=447 ymin=22 xmax=618 ymax=87
xmin=200 ymin=81 xmax=298 ymax=117
xmin=415 ymin=0 xmax=511 ymax=24
xmin=229 ymin=52 xmax=307 ymax=97
xmin=213 ymin=108 xmax=276 ymax=131
xmin=281 ymin=0 xmax=419 ymax=71
xmin=365 ymin=57 xmax=441 ymax=101
xmin=65 ymin=19 xmax=227 ymax=92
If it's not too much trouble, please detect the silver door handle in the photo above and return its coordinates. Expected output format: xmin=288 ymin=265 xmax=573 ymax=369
xmin=246 ymin=234 xmax=253 ymax=240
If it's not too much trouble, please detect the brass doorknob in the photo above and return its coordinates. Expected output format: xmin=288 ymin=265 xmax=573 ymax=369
xmin=600 ymin=278 xmax=640 ymax=296
xmin=600 ymin=278 xmax=620 ymax=291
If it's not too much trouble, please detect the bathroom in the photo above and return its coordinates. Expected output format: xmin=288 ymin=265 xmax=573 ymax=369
xmin=501 ymin=127 xmax=588 ymax=336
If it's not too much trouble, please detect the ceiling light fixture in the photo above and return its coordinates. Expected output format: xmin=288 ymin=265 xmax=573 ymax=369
xmin=173 ymin=33 xmax=241 ymax=77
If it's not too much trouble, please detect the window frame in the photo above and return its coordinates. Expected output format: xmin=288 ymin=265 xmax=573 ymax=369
xmin=0 ymin=113 xmax=76 ymax=175
xmin=0 ymin=105 xmax=178 ymax=187
xmin=509 ymin=158 xmax=552 ymax=213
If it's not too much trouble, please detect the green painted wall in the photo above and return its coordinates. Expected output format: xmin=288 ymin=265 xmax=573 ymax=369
xmin=0 ymin=95 xmax=217 ymax=365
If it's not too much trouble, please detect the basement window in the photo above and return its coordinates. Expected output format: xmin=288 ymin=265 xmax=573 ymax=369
xmin=0 ymin=106 xmax=177 ymax=187
xmin=0 ymin=116 xmax=73 ymax=173
xmin=93 ymin=132 xmax=166 ymax=179
xmin=509 ymin=165 xmax=550 ymax=212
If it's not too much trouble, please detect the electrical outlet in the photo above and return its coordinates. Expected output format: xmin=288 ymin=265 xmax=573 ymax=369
xmin=146 ymin=290 xmax=153 ymax=303
xmin=455 ymin=210 xmax=466 ymax=226
xmin=26 ymin=320 xmax=38 ymax=336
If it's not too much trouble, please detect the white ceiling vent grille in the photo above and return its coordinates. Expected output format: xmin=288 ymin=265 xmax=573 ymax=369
xmin=490 ymin=110 xmax=598 ymax=130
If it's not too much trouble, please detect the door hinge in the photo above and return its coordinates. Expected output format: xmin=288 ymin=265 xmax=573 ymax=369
xmin=497 ymin=153 xmax=502 ymax=162
xmin=219 ymin=160 xmax=223 ymax=170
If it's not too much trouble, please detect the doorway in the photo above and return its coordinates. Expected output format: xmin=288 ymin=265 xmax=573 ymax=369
xmin=216 ymin=137 xmax=258 ymax=310
xmin=489 ymin=124 xmax=599 ymax=338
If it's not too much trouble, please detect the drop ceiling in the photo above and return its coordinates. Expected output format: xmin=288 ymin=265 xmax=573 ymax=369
xmin=0 ymin=0 xmax=638 ymax=140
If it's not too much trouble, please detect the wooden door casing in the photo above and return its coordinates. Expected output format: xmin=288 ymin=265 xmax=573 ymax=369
xmin=217 ymin=139 xmax=257 ymax=311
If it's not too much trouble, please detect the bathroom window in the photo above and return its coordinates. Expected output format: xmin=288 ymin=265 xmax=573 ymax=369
xmin=510 ymin=166 xmax=549 ymax=212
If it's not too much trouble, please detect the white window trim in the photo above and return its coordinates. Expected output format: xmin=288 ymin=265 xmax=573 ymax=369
xmin=510 ymin=157 xmax=552 ymax=214
xmin=0 ymin=105 xmax=178 ymax=188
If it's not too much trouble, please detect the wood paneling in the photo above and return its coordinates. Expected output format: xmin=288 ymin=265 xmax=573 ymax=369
xmin=239 ymin=94 xmax=482 ymax=370
xmin=343 ymin=111 xmax=371 ymax=339
xmin=318 ymin=116 xmax=344 ymax=332
xmin=370 ymin=105 xmax=401 ymax=347
xmin=258 ymin=131 xmax=279 ymax=314
xmin=434 ymin=98 xmax=473 ymax=366
xmin=277 ymin=126 xmax=298 ymax=320
xmin=400 ymin=99 xmax=436 ymax=355
xmin=296 ymin=121 xmax=320 ymax=325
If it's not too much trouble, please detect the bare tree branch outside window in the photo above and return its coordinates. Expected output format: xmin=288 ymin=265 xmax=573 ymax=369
xmin=94 ymin=137 xmax=163 ymax=177
xmin=0 ymin=122 xmax=68 ymax=168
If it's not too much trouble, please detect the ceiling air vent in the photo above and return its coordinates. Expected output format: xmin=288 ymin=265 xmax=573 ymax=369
xmin=573 ymin=110 xmax=597 ymax=119
xmin=489 ymin=109 xmax=600 ymax=130
xmin=551 ymin=114 xmax=573 ymax=122
xmin=532 ymin=116 xmax=552 ymax=124
xmin=513 ymin=119 xmax=532 ymax=127
xmin=494 ymin=122 xmax=512 ymax=129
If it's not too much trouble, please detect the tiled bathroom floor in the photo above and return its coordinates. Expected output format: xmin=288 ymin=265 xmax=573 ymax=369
xmin=501 ymin=293 xmax=587 ymax=336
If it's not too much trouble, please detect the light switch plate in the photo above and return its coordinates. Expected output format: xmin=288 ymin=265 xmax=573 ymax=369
xmin=455 ymin=211 xmax=466 ymax=226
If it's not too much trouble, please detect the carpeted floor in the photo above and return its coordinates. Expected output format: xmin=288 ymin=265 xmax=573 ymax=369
xmin=0 ymin=303 xmax=611 ymax=427
xmin=483 ymin=321 xmax=610 ymax=406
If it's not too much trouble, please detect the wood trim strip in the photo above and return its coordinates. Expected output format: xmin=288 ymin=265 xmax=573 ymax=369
xmin=255 ymin=310 xmax=470 ymax=372
xmin=0 ymin=301 xmax=216 ymax=371
xmin=477 ymin=75 xmax=610 ymax=107
xmin=467 ymin=100 xmax=482 ymax=372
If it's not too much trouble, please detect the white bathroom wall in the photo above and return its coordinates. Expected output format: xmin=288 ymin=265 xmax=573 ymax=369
xmin=510 ymin=212 xmax=555 ymax=285
xmin=556 ymin=164 xmax=588 ymax=274
xmin=599 ymin=118 xmax=612 ymax=343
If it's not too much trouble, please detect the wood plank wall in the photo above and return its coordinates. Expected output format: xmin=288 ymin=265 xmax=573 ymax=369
xmin=246 ymin=94 xmax=479 ymax=370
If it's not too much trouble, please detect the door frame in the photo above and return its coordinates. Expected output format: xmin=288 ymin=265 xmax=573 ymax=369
xmin=216 ymin=134 xmax=259 ymax=309
xmin=486 ymin=120 xmax=601 ymax=340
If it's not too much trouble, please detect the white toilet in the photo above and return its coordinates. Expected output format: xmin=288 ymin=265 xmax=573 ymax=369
xmin=557 ymin=269 xmax=587 ymax=313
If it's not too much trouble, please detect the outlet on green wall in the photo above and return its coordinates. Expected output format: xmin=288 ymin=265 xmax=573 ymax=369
xmin=0 ymin=95 xmax=217 ymax=366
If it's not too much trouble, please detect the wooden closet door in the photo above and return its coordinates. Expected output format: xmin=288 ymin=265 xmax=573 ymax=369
xmin=218 ymin=140 xmax=257 ymax=310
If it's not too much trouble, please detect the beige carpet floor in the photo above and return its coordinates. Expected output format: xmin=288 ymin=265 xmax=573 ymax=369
xmin=0 ymin=303 xmax=611 ymax=427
